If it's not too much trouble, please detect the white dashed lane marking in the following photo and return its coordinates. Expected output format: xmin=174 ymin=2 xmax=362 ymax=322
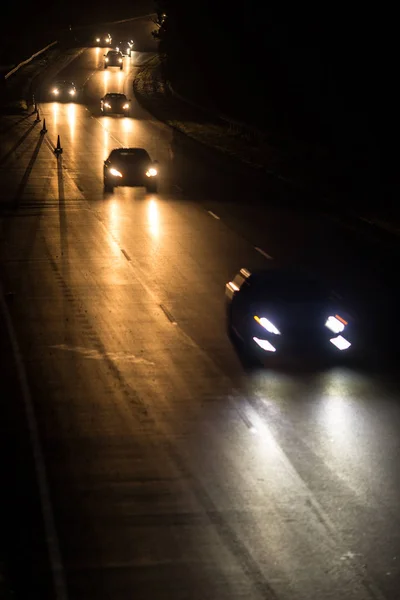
xmin=255 ymin=246 xmax=273 ymax=260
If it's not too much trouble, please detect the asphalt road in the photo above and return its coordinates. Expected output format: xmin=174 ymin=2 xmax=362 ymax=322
xmin=1 ymin=17 xmax=400 ymax=600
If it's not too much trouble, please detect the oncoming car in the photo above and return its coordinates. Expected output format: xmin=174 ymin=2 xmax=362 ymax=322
xmin=101 ymin=93 xmax=131 ymax=115
xmin=104 ymin=50 xmax=123 ymax=69
xmin=50 ymin=81 xmax=78 ymax=101
xmin=95 ymin=33 xmax=112 ymax=46
xmin=225 ymin=267 xmax=356 ymax=363
xmin=115 ymin=40 xmax=133 ymax=56
xmin=103 ymin=148 xmax=159 ymax=193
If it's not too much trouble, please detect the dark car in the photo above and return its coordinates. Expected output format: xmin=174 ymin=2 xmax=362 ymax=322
xmin=94 ymin=33 xmax=112 ymax=46
xmin=101 ymin=93 xmax=131 ymax=115
xmin=226 ymin=267 xmax=355 ymax=363
xmin=104 ymin=50 xmax=123 ymax=69
xmin=50 ymin=80 xmax=78 ymax=101
xmin=104 ymin=148 xmax=159 ymax=193
xmin=115 ymin=40 xmax=133 ymax=56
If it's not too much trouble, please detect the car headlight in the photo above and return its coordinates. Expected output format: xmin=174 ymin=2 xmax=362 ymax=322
xmin=109 ymin=168 xmax=122 ymax=177
xmin=325 ymin=314 xmax=347 ymax=334
xmin=105 ymin=57 xmax=109 ymax=62
xmin=96 ymin=37 xmax=100 ymax=42
xmin=146 ymin=168 xmax=158 ymax=177
xmin=253 ymin=337 xmax=276 ymax=352
xmin=254 ymin=315 xmax=280 ymax=335
xmin=52 ymin=88 xmax=59 ymax=94
xmin=119 ymin=58 xmax=122 ymax=63
xmin=105 ymin=38 xmax=110 ymax=43
xmin=330 ymin=335 xmax=351 ymax=350
xmin=69 ymin=89 xmax=75 ymax=95
xmin=104 ymin=103 xmax=111 ymax=108
xmin=123 ymin=103 xmax=130 ymax=109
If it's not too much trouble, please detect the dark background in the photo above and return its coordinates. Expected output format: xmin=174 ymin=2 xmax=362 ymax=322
xmin=154 ymin=2 xmax=398 ymax=211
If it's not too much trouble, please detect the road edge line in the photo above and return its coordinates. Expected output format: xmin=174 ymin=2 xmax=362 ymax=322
xmin=0 ymin=285 xmax=69 ymax=600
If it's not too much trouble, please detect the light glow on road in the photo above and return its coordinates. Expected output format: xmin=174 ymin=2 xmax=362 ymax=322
xmin=317 ymin=372 xmax=355 ymax=440
xmin=103 ymin=126 xmax=111 ymax=160
xmin=67 ymin=103 xmax=76 ymax=140
xmin=109 ymin=199 xmax=120 ymax=233
xmin=103 ymin=70 xmax=110 ymax=94
xmin=148 ymin=199 xmax=160 ymax=238
xmin=122 ymin=118 xmax=133 ymax=134
xmin=52 ymin=102 xmax=59 ymax=127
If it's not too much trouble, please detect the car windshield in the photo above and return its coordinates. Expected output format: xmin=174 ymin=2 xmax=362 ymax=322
xmin=105 ymin=94 xmax=126 ymax=100
xmin=56 ymin=82 xmax=73 ymax=88
xmin=111 ymin=150 xmax=151 ymax=164
xmin=107 ymin=52 xmax=120 ymax=57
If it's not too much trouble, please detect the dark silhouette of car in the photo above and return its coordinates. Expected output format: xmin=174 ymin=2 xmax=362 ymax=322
xmin=104 ymin=51 xmax=123 ymax=69
xmin=50 ymin=81 xmax=78 ymax=101
xmin=104 ymin=148 xmax=159 ymax=193
xmin=226 ymin=266 xmax=355 ymax=363
xmin=101 ymin=93 xmax=131 ymax=115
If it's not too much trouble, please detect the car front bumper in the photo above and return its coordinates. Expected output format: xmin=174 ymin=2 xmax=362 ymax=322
xmin=232 ymin=319 xmax=353 ymax=359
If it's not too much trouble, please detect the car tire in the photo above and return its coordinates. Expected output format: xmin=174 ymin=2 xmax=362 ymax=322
xmin=120 ymin=66 xmax=123 ymax=70
xmin=104 ymin=65 xmax=107 ymax=69
xmin=146 ymin=183 xmax=158 ymax=194
xmin=104 ymin=180 xmax=113 ymax=193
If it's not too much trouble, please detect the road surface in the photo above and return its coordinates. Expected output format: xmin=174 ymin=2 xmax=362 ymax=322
xmin=1 ymin=16 xmax=400 ymax=600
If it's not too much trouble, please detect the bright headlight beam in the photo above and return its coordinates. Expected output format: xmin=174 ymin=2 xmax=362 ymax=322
xmin=254 ymin=315 xmax=280 ymax=335
xmin=325 ymin=315 xmax=346 ymax=334
xmin=146 ymin=168 xmax=158 ymax=177
xmin=109 ymin=168 xmax=122 ymax=177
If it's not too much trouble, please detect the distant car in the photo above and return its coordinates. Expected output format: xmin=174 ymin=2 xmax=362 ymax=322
xmin=94 ymin=33 xmax=112 ymax=46
xmin=101 ymin=93 xmax=131 ymax=115
xmin=104 ymin=50 xmax=123 ymax=69
xmin=50 ymin=81 xmax=78 ymax=101
xmin=225 ymin=267 xmax=355 ymax=362
xmin=115 ymin=40 xmax=133 ymax=56
xmin=104 ymin=148 xmax=159 ymax=193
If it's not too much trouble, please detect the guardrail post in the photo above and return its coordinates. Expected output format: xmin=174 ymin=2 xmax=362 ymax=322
xmin=35 ymin=108 xmax=41 ymax=123
xmin=40 ymin=118 xmax=47 ymax=134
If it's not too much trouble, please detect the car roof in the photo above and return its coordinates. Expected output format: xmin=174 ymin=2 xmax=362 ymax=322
xmin=55 ymin=80 xmax=75 ymax=86
xmin=104 ymin=93 xmax=126 ymax=98
xmin=247 ymin=267 xmax=332 ymax=303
